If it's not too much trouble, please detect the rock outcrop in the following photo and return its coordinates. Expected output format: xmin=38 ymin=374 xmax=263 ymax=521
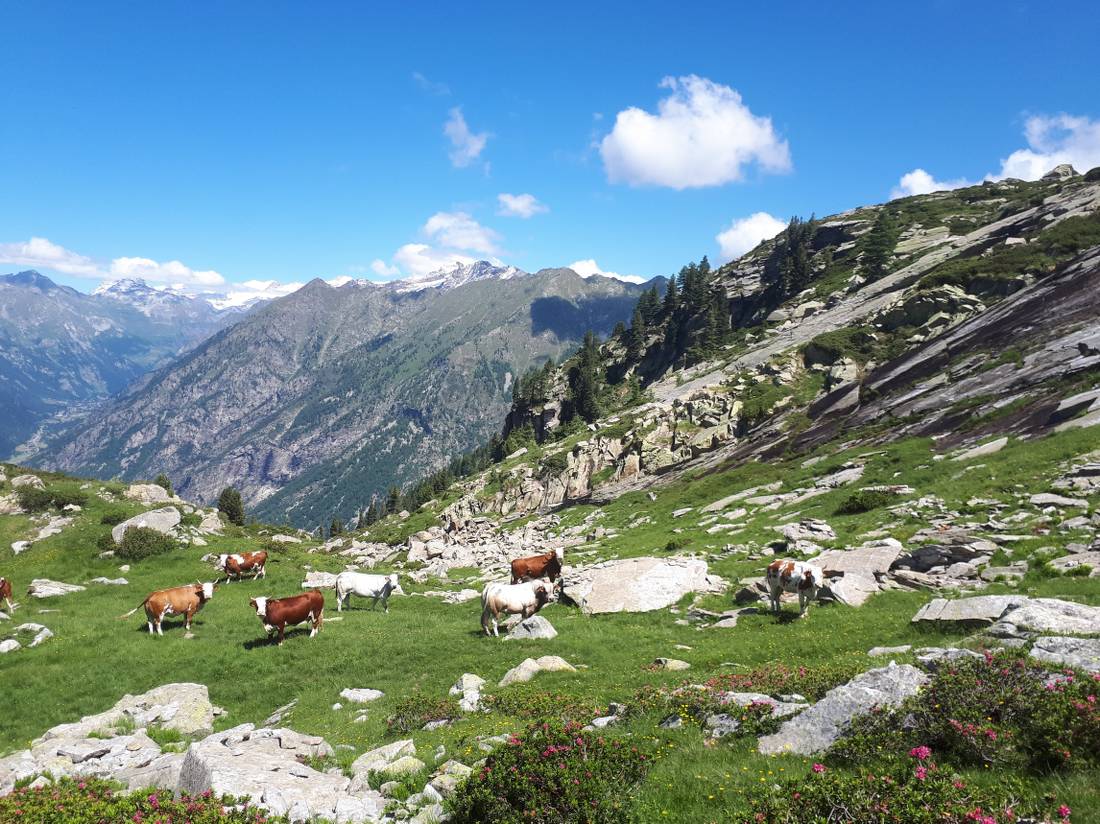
xmin=111 ymin=506 xmax=181 ymax=543
xmin=561 ymin=556 xmax=723 ymax=615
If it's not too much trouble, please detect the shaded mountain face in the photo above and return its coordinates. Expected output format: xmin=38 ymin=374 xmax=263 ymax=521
xmin=35 ymin=266 xmax=652 ymax=527
xmin=0 ymin=271 xmax=248 ymax=459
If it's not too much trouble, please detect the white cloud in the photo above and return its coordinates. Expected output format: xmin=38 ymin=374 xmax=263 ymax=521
xmin=497 ymin=192 xmax=548 ymax=218
xmin=715 ymin=212 xmax=787 ymax=262
xmin=444 ymin=107 xmax=491 ymax=169
xmin=392 ymin=243 xmax=478 ymax=279
xmin=890 ymin=168 xmax=974 ymax=200
xmin=995 ymin=113 xmax=1100 ymax=181
xmin=599 ymin=75 xmax=791 ymax=189
xmin=566 ymin=259 xmax=647 ymax=284
xmin=370 ymin=259 xmax=400 ymax=278
xmin=0 ymin=236 xmax=101 ymax=277
xmin=109 ymin=256 xmax=226 ymax=288
xmin=422 ymin=211 xmax=501 ymax=255
xmin=412 ymin=71 xmax=450 ymax=96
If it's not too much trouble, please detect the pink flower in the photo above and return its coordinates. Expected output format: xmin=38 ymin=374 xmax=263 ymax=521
xmin=909 ymin=746 xmax=932 ymax=760
xmin=915 ymin=766 xmax=927 ymax=780
xmin=1059 ymin=804 xmax=1072 ymax=818
xmin=812 ymin=763 xmax=826 ymax=774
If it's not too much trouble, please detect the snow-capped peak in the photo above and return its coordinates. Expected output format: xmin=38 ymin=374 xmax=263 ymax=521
xmin=391 ymin=260 xmax=526 ymax=293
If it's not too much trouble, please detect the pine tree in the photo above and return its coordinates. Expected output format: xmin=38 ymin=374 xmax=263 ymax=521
xmin=861 ymin=209 xmax=898 ymax=282
xmin=569 ymin=331 xmax=603 ymax=423
xmin=385 ymin=485 xmax=402 ymax=514
xmin=329 ymin=517 xmax=344 ymax=537
xmin=217 ymin=487 xmax=245 ymax=526
xmin=662 ymin=276 xmax=680 ymax=318
xmin=626 ymin=306 xmax=647 ymax=361
xmin=153 ymin=473 xmax=172 ymax=496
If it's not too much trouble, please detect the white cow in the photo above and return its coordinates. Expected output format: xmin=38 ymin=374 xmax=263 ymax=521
xmin=335 ymin=571 xmax=404 ymax=613
xmin=765 ymin=559 xmax=825 ymax=616
xmin=480 ymin=581 xmax=551 ymax=637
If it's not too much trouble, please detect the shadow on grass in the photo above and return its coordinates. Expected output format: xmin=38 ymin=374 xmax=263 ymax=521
xmin=242 ymin=627 xmax=315 ymax=649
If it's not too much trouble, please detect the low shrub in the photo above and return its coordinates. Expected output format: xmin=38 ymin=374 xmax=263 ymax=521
xmin=744 ymin=759 xmax=1065 ymax=824
xmin=482 ymin=690 xmax=602 ymax=722
xmin=446 ymin=721 xmax=651 ymax=824
xmin=15 ymin=487 xmax=88 ymax=513
xmin=0 ymin=777 xmax=288 ymax=823
xmin=100 ymin=509 xmax=127 ymax=526
xmin=831 ymin=652 xmax=1100 ymax=773
xmin=385 ymin=693 xmax=457 ymax=735
xmin=836 ymin=488 xmax=895 ymax=514
xmin=95 ymin=533 xmax=118 ymax=554
xmin=538 ymin=452 xmax=568 ymax=478
xmin=179 ymin=511 xmax=203 ymax=528
xmin=115 ymin=526 xmax=178 ymax=561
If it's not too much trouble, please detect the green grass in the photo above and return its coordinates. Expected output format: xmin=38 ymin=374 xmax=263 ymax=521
xmin=3 ymin=422 xmax=1100 ymax=821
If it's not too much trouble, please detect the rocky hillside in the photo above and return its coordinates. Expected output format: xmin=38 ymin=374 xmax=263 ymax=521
xmin=435 ymin=165 xmax=1100 ymax=522
xmin=0 ymin=272 xmax=251 ymax=461
xmin=34 ymin=265 xmax=653 ymax=527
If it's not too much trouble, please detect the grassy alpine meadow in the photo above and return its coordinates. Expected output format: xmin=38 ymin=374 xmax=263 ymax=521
xmin=2 ymin=422 xmax=1100 ymax=823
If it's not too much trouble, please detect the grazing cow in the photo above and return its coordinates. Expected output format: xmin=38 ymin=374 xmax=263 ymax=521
xmin=120 ymin=582 xmax=217 ymax=635
xmin=765 ymin=559 xmax=824 ymax=617
xmin=251 ymin=589 xmax=324 ymax=645
xmin=510 ymin=548 xmax=564 ymax=585
xmin=0 ymin=576 xmax=14 ymax=612
xmin=217 ymin=550 xmax=267 ymax=581
xmin=480 ymin=581 xmax=551 ymax=637
xmin=335 ymin=571 xmax=404 ymax=612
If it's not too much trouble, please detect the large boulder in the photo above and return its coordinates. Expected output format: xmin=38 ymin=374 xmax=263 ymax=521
xmin=111 ymin=507 xmax=181 ymax=543
xmin=1029 ymin=637 xmax=1100 ymax=673
xmin=562 ymin=557 xmax=721 ymax=614
xmin=178 ymin=725 xmax=383 ymax=823
xmin=27 ymin=579 xmax=86 ymax=599
xmin=988 ymin=598 xmax=1100 ymax=638
xmin=757 ymin=664 xmax=928 ymax=755
xmin=38 ymin=683 xmax=216 ymax=741
xmin=302 ymin=571 xmax=339 ymax=589
xmin=911 ymin=595 xmax=1028 ymax=628
xmin=125 ymin=484 xmax=175 ymax=505
xmin=498 ymin=656 xmax=576 ymax=687
xmin=505 ymin=615 xmax=557 ymax=640
xmin=11 ymin=474 xmax=44 ymax=490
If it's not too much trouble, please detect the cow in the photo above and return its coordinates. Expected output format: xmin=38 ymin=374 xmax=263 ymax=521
xmin=765 ymin=559 xmax=824 ymax=617
xmin=251 ymin=590 xmax=324 ymax=645
xmin=120 ymin=582 xmax=217 ymax=635
xmin=0 ymin=576 xmax=14 ymax=612
xmin=217 ymin=550 xmax=267 ymax=582
xmin=510 ymin=548 xmax=564 ymax=585
xmin=334 ymin=571 xmax=404 ymax=612
xmin=480 ymin=581 xmax=551 ymax=637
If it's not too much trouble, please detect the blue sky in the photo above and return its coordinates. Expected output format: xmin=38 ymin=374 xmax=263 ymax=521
xmin=2 ymin=0 xmax=1098 ymax=302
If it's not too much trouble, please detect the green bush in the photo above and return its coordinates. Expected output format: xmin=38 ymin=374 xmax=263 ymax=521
xmin=745 ymin=759 xmax=1060 ymax=824
xmin=481 ymin=690 xmax=602 ymax=722
xmin=831 ymin=652 xmax=1100 ymax=772
xmin=0 ymin=777 xmax=289 ymax=823
xmin=217 ymin=486 xmax=245 ymax=526
xmin=100 ymin=509 xmax=127 ymax=526
xmin=447 ymin=722 xmax=651 ymax=824
xmin=835 ymin=488 xmax=896 ymax=514
xmin=538 ymin=452 xmax=569 ymax=478
xmin=16 ymin=487 xmax=88 ymax=512
xmin=385 ymin=693 xmax=457 ymax=734
xmin=115 ymin=526 xmax=178 ymax=561
xmin=95 ymin=533 xmax=118 ymax=554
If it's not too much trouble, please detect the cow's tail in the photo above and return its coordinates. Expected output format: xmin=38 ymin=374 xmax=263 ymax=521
xmin=119 ymin=598 xmax=148 ymax=619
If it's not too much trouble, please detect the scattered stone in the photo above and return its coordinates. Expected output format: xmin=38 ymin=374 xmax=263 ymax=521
xmin=757 ymin=664 xmax=928 ymax=755
xmin=914 ymin=647 xmax=985 ymax=671
xmin=111 ymin=507 xmax=181 ymax=543
xmin=301 ymin=571 xmax=338 ymax=589
xmin=989 ymin=598 xmax=1100 ymax=638
xmin=672 ymin=507 xmax=694 ymax=518
xmin=652 ymin=658 xmax=690 ymax=671
xmin=11 ymin=474 xmax=44 ymax=489
xmin=339 ymin=688 xmax=384 ymax=704
xmin=952 ymin=437 xmax=1008 ymax=461
xmin=498 ymin=656 xmax=576 ymax=687
xmin=505 ymin=615 xmax=557 ymax=640
xmin=27 ymin=579 xmax=86 ymax=599
xmin=15 ymin=623 xmax=54 ymax=647
xmin=0 ymin=639 xmax=20 ymax=654
xmin=124 ymin=484 xmax=175 ymax=504
xmin=1029 ymin=637 xmax=1100 ymax=673
xmin=89 ymin=577 xmax=128 ymax=586
xmin=263 ymin=700 xmax=298 ymax=727
xmin=11 ymin=541 xmax=31 ymax=555
xmin=270 ymin=533 xmax=302 ymax=544
xmin=1030 ymin=493 xmax=1089 ymax=510
xmin=868 ymin=645 xmax=912 ymax=657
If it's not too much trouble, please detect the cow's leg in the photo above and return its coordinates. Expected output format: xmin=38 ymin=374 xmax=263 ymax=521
xmin=156 ymin=620 xmax=163 ymax=636
xmin=767 ymin=582 xmax=779 ymax=614
xmin=277 ymin=624 xmax=285 ymax=645
xmin=336 ymin=589 xmax=344 ymax=612
xmin=481 ymin=606 xmax=491 ymax=636
xmin=382 ymin=592 xmax=390 ymax=614
xmin=147 ymin=620 xmax=154 ymax=634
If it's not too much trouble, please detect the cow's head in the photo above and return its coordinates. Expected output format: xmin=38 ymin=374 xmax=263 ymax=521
xmin=534 ymin=584 xmax=550 ymax=609
xmin=554 ymin=547 xmax=564 ymax=562
xmin=389 ymin=573 xmax=406 ymax=596
xmin=197 ymin=582 xmax=216 ymax=600
xmin=250 ymin=597 xmax=268 ymax=618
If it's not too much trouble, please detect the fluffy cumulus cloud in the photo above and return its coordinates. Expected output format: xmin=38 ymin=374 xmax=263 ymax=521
xmin=599 ymin=75 xmax=792 ymax=189
xmin=422 ymin=211 xmax=500 ymax=255
xmin=0 ymin=236 xmax=101 ymax=276
xmin=715 ymin=212 xmax=787 ymax=262
xmin=566 ymin=259 xmax=647 ymax=284
xmin=370 ymin=211 xmax=504 ymax=280
xmin=444 ymin=107 xmax=491 ymax=169
xmin=109 ymin=256 xmax=226 ymax=288
xmin=996 ymin=113 xmax=1100 ymax=180
xmin=893 ymin=113 xmax=1100 ymax=199
xmin=496 ymin=192 xmax=548 ymax=218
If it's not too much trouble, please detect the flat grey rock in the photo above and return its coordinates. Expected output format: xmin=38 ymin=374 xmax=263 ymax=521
xmin=505 ymin=615 xmax=557 ymax=640
xmin=989 ymin=598 xmax=1100 ymax=638
xmin=912 ymin=595 xmax=1028 ymax=628
xmin=1029 ymin=636 xmax=1100 ymax=672
xmin=111 ymin=507 xmax=181 ymax=543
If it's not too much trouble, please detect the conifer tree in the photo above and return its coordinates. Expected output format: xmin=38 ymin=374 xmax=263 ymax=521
xmin=217 ymin=487 xmax=245 ymax=526
xmin=153 ymin=473 xmax=172 ymax=496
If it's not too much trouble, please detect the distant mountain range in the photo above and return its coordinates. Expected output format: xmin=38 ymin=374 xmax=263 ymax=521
xmin=0 ymin=270 xmax=254 ymax=459
xmin=29 ymin=262 xmax=656 ymax=527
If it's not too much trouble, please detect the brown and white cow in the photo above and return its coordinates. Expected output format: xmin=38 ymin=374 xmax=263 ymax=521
xmin=480 ymin=581 xmax=551 ymax=637
xmin=250 ymin=589 xmax=324 ymax=645
xmin=510 ymin=548 xmax=564 ymax=585
xmin=0 ymin=576 xmax=15 ymax=612
xmin=765 ymin=559 xmax=824 ymax=617
xmin=217 ymin=550 xmax=267 ymax=582
xmin=120 ymin=582 xmax=217 ymax=635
